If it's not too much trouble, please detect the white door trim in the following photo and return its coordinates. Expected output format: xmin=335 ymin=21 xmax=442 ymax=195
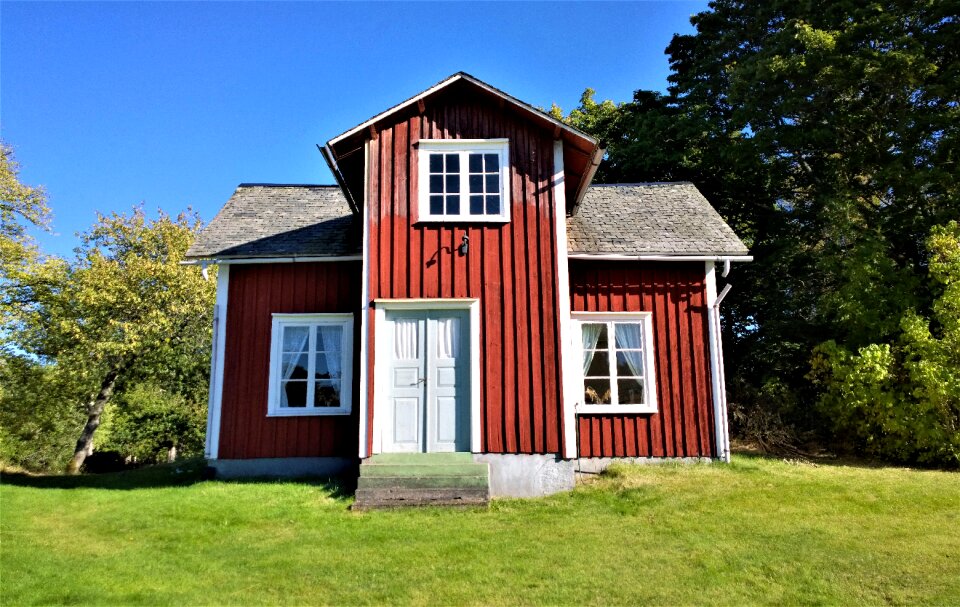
xmin=372 ymin=298 xmax=481 ymax=454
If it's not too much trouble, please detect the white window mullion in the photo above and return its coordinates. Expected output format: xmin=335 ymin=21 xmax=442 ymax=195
xmin=459 ymin=151 xmax=470 ymax=216
xmin=306 ymin=325 xmax=316 ymax=408
xmin=608 ymin=321 xmax=619 ymax=406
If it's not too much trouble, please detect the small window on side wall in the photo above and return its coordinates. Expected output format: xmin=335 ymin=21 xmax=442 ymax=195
xmin=418 ymin=139 xmax=510 ymax=222
xmin=574 ymin=313 xmax=657 ymax=414
xmin=267 ymin=314 xmax=353 ymax=416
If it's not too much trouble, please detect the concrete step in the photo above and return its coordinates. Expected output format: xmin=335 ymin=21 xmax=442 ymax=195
xmin=359 ymin=462 xmax=488 ymax=478
xmin=366 ymin=452 xmax=475 ymax=465
xmin=353 ymin=487 xmax=489 ymax=510
xmin=357 ymin=474 xmax=489 ymax=490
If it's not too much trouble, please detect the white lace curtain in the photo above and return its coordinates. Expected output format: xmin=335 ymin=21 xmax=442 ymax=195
xmin=317 ymin=326 xmax=342 ymax=393
xmin=581 ymin=323 xmax=604 ymax=374
xmin=282 ymin=327 xmax=309 ymax=381
xmin=614 ymin=323 xmax=644 ymax=377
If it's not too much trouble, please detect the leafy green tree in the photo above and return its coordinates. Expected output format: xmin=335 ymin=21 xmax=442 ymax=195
xmin=4 ymin=208 xmax=215 ymax=473
xmin=811 ymin=222 xmax=960 ymax=466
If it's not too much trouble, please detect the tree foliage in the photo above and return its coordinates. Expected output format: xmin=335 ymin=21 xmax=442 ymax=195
xmin=2 ymin=204 xmax=214 ymax=472
xmin=559 ymin=0 xmax=960 ymax=462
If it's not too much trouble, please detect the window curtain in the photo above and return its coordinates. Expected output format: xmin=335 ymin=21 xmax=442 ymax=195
xmin=437 ymin=317 xmax=459 ymax=359
xmin=282 ymin=327 xmax=309 ymax=380
xmin=581 ymin=323 xmax=603 ymax=374
xmin=394 ymin=319 xmax=418 ymax=360
xmin=614 ymin=324 xmax=645 ymax=377
xmin=317 ymin=326 xmax=342 ymax=395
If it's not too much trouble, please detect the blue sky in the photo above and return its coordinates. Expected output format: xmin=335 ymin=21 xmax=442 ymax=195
xmin=2 ymin=1 xmax=707 ymax=258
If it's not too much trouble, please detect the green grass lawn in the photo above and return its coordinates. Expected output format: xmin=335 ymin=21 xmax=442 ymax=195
xmin=2 ymin=455 xmax=958 ymax=606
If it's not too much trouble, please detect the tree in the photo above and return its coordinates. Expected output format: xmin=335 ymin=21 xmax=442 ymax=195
xmin=4 ymin=208 xmax=215 ymax=472
xmin=558 ymin=0 xmax=960 ymax=457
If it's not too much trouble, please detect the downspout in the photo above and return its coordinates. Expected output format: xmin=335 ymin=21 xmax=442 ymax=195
xmin=705 ymin=261 xmax=732 ymax=463
xmin=713 ymin=283 xmax=732 ymax=463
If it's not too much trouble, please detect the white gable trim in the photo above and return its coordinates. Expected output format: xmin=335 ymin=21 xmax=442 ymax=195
xmin=327 ymin=73 xmax=597 ymax=149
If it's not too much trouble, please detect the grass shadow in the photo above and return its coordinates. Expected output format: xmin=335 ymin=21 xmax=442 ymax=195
xmin=1 ymin=458 xmax=359 ymax=497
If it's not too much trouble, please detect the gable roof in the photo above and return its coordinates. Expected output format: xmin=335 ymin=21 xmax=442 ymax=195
xmin=186 ymin=182 xmax=748 ymax=260
xmin=567 ymin=183 xmax=749 ymax=257
xmin=185 ymin=184 xmax=360 ymax=259
xmin=323 ymin=72 xmax=604 ymax=215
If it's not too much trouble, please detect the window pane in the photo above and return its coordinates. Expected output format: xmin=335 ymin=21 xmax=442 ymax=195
xmin=485 ymin=174 xmax=499 ymax=194
xmin=585 ymin=350 xmax=609 ymax=377
xmin=484 ymin=153 xmax=499 ymax=171
xmin=314 ymin=380 xmax=340 ymax=408
xmin=281 ymin=353 xmax=309 ymax=380
xmin=616 ymin=351 xmax=644 ymax=377
xmin=281 ymin=381 xmax=307 ymax=408
xmin=469 ymin=195 xmax=484 ymax=215
xmin=445 ymin=153 xmax=459 ymax=172
xmin=585 ymin=324 xmax=608 ymax=349
xmin=445 ymin=174 xmax=459 ymax=193
xmin=469 ymin=175 xmax=483 ymax=193
xmin=316 ymin=326 xmax=342 ymax=354
xmin=429 ymin=154 xmax=443 ymax=173
xmin=485 ymin=195 xmax=500 ymax=215
xmin=446 ymin=195 xmax=460 ymax=215
xmin=468 ymin=153 xmax=483 ymax=173
xmin=618 ymin=377 xmax=645 ymax=405
xmin=429 ymin=175 xmax=444 ymax=194
xmin=282 ymin=326 xmax=309 ymax=352
xmin=584 ymin=379 xmax=611 ymax=404
xmin=614 ymin=323 xmax=644 ymax=350
xmin=430 ymin=195 xmax=444 ymax=215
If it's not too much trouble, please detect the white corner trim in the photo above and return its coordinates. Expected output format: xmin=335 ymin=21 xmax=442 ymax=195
xmin=553 ymin=140 xmax=577 ymax=459
xmin=358 ymin=140 xmax=371 ymax=459
xmin=372 ymin=298 xmax=482 ymax=454
xmin=265 ymin=313 xmax=355 ymax=417
xmin=705 ymin=261 xmax=731 ymax=462
xmin=205 ymin=264 xmax=230 ymax=460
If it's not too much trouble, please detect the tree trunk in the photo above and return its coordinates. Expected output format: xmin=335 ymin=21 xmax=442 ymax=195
xmin=66 ymin=367 xmax=122 ymax=474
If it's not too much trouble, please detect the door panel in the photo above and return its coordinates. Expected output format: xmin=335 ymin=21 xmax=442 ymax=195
xmin=383 ymin=309 xmax=469 ymax=453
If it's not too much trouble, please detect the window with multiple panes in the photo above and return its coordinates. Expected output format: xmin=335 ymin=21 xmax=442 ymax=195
xmin=267 ymin=314 xmax=353 ymax=416
xmin=418 ymin=139 xmax=510 ymax=221
xmin=574 ymin=313 xmax=657 ymax=414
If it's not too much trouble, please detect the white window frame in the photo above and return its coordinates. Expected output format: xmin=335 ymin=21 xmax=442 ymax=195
xmin=572 ymin=312 xmax=657 ymax=414
xmin=416 ymin=139 xmax=511 ymax=223
xmin=266 ymin=313 xmax=354 ymax=417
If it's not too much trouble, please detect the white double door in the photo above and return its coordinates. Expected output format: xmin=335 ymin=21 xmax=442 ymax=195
xmin=383 ymin=310 xmax=469 ymax=453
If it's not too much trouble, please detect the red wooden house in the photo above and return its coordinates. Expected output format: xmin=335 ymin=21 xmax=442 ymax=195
xmin=186 ymin=73 xmax=750 ymax=503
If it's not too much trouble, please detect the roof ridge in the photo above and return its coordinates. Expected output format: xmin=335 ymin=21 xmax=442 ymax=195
xmin=237 ymin=183 xmax=339 ymax=188
xmin=589 ymin=182 xmax=695 ymax=188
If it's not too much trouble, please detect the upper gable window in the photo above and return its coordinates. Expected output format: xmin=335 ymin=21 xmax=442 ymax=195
xmin=417 ymin=139 xmax=510 ymax=222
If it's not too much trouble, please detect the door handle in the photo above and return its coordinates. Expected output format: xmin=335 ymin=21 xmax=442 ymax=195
xmin=416 ymin=377 xmax=427 ymax=385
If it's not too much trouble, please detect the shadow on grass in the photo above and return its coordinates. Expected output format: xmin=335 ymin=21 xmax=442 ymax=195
xmin=0 ymin=458 xmax=357 ymax=498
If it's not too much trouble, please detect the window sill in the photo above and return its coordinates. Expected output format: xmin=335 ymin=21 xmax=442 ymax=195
xmin=267 ymin=408 xmax=351 ymax=417
xmin=415 ymin=216 xmax=510 ymax=224
xmin=575 ymin=405 xmax=657 ymax=415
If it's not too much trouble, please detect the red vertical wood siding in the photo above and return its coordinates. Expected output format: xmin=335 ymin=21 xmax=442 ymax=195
xmin=218 ymin=262 xmax=361 ymax=459
xmin=570 ymin=260 xmax=716 ymax=458
xmin=366 ymin=85 xmax=564 ymax=455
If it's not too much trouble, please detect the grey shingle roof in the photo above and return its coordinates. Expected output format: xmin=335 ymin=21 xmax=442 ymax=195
xmin=187 ymin=182 xmax=748 ymax=259
xmin=185 ymin=184 xmax=360 ymax=259
xmin=568 ymin=183 xmax=749 ymax=256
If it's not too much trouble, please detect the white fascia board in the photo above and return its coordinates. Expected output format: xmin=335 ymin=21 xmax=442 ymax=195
xmin=205 ymin=264 xmax=230 ymax=460
xmin=567 ymin=253 xmax=753 ymax=262
xmin=181 ymin=256 xmax=362 ymax=266
xmin=553 ymin=140 xmax=578 ymax=460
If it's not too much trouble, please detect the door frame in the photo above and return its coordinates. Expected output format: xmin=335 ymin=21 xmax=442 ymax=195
xmin=371 ymin=298 xmax=481 ymax=455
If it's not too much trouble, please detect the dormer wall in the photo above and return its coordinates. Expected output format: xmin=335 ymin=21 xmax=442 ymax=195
xmin=362 ymin=84 xmax=566 ymax=455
